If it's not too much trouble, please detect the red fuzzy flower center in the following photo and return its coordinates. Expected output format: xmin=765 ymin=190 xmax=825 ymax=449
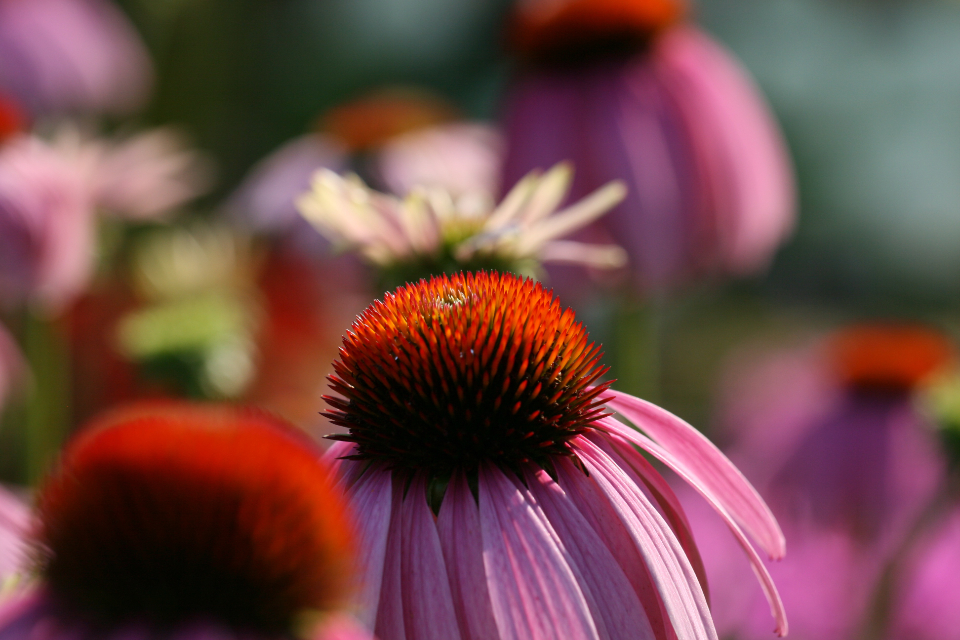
xmin=830 ymin=324 xmax=955 ymax=392
xmin=510 ymin=0 xmax=687 ymax=61
xmin=325 ymin=271 xmax=612 ymax=476
xmin=321 ymin=90 xmax=457 ymax=151
xmin=37 ymin=403 xmax=354 ymax=636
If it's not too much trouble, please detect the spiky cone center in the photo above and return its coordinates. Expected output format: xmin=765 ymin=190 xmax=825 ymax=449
xmin=830 ymin=324 xmax=957 ymax=392
xmin=325 ymin=271 xmax=612 ymax=478
xmin=510 ymin=0 xmax=688 ymax=63
xmin=36 ymin=403 xmax=354 ymax=637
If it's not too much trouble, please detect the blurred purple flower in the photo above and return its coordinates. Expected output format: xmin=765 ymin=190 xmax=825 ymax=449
xmin=502 ymin=0 xmax=795 ymax=291
xmin=0 ymin=0 xmax=152 ymax=115
xmin=229 ymin=91 xmax=500 ymax=238
xmin=680 ymin=324 xmax=954 ymax=639
xmin=889 ymin=507 xmax=960 ymax=640
xmin=0 ymin=134 xmax=94 ymax=310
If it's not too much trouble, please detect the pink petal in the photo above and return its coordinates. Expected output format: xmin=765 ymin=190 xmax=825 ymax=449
xmin=437 ymin=472 xmax=499 ymax=640
xmin=574 ymin=438 xmax=716 ymax=640
xmin=601 ymin=426 xmax=788 ymax=636
xmin=603 ymin=391 xmax=786 ymax=559
xmin=525 ymin=467 xmax=657 ymax=640
xmin=585 ymin=432 xmax=709 ymax=604
xmin=655 ymin=27 xmax=795 ymax=275
xmin=374 ymin=478 xmax=406 ymax=640
xmin=347 ymin=467 xmax=393 ymax=630
xmin=399 ymin=475 xmax=462 ymax=640
xmin=477 ymin=463 xmax=600 ymax=640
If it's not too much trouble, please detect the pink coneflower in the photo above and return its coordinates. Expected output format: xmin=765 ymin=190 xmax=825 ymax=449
xmin=681 ymin=324 xmax=954 ymax=640
xmin=323 ymin=271 xmax=787 ymax=639
xmin=0 ymin=403 xmax=372 ymax=640
xmin=501 ymin=0 xmax=795 ymax=291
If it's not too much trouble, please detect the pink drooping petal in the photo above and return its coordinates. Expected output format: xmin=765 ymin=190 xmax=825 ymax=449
xmin=602 ymin=425 xmax=788 ymax=636
xmin=525 ymin=466 xmax=657 ymax=640
xmin=323 ymin=440 xmax=358 ymax=487
xmin=655 ymin=27 xmax=795 ymax=275
xmin=477 ymin=463 xmax=600 ymax=640
xmin=399 ymin=475 xmax=462 ymax=640
xmin=574 ymin=438 xmax=716 ymax=640
xmin=603 ymin=391 xmax=785 ymax=559
xmin=346 ymin=467 xmax=393 ymax=630
xmin=585 ymin=432 xmax=709 ymax=604
xmin=437 ymin=472 xmax=499 ymax=640
xmin=374 ymin=478 xmax=406 ymax=640
xmin=0 ymin=484 xmax=30 ymax=581
xmin=553 ymin=458 xmax=673 ymax=640
xmin=0 ymin=324 xmax=25 ymax=412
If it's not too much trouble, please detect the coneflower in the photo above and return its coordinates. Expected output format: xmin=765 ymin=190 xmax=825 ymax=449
xmin=0 ymin=402 xmax=372 ymax=640
xmin=324 ymin=271 xmax=787 ymax=640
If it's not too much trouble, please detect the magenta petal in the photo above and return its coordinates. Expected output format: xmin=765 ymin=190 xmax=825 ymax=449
xmin=603 ymin=391 xmax=785 ymax=559
xmin=655 ymin=27 xmax=795 ymax=275
xmin=436 ymin=472 xmax=499 ymax=640
xmin=399 ymin=475 xmax=462 ymax=640
xmin=374 ymin=479 xmax=406 ymax=640
xmin=477 ymin=463 xmax=600 ymax=640
xmin=525 ymin=467 xmax=657 ymax=640
xmin=346 ymin=467 xmax=393 ymax=630
xmin=574 ymin=439 xmax=716 ymax=640
xmin=585 ymin=432 xmax=709 ymax=605
xmin=600 ymin=425 xmax=789 ymax=636
xmin=0 ymin=484 xmax=30 ymax=580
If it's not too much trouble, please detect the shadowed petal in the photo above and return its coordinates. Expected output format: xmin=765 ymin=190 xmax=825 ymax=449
xmin=574 ymin=439 xmax=716 ymax=640
xmin=399 ymin=475 xmax=462 ymax=640
xmin=478 ymin=463 xmax=599 ymax=640
xmin=374 ymin=479 xmax=405 ymax=640
xmin=525 ymin=467 xmax=657 ymax=640
xmin=347 ymin=467 xmax=393 ymax=630
xmin=437 ymin=472 xmax=499 ymax=640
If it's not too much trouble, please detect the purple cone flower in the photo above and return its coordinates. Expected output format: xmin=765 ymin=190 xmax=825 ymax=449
xmin=501 ymin=0 xmax=795 ymax=291
xmin=0 ymin=0 xmax=152 ymax=115
xmin=679 ymin=324 xmax=953 ymax=639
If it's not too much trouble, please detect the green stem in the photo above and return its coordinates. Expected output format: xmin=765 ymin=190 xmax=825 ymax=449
xmin=22 ymin=312 xmax=71 ymax=486
xmin=611 ymin=295 xmax=667 ymax=403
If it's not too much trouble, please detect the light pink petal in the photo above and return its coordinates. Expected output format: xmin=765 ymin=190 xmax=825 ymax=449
xmin=346 ymin=467 xmax=393 ymax=630
xmin=573 ymin=438 xmax=716 ymax=640
xmin=604 ymin=391 xmax=785 ymax=559
xmin=585 ymin=432 xmax=709 ymax=604
xmin=0 ymin=485 xmax=31 ymax=581
xmin=436 ymin=471 xmax=499 ymax=640
xmin=399 ymin=475 xmax=462 ymax=640
xmin=525 ymin=466 xmax=657 ymax=640
xmin=601 ymin=425 xmax=788 ymax=636
xmin=374 ymin=478 xmax=406 ymax=640
xmin=478 ymin=463 xmax=600 ymax=640
xmin=655 ymin=27 xmax=795 ymax=275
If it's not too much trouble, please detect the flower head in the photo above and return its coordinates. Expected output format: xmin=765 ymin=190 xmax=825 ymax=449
xmin=324 ymin=271 xmax=787 ymax=639
xmin=0 ymin=403 xmax=368 ymax=640
xmin=297 ymin=164 xmax=627 ymax=289
xmin=501 ymin=0 xmax=795 ymax=292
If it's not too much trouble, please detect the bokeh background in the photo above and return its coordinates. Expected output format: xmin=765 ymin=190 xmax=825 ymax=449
xmin=4 ymin=0 xmax=960 ymax=638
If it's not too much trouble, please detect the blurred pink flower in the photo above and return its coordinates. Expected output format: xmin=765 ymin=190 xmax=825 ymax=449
xmin=501 ymin=0 xmax=795 ymax=291
xmin=324 ymin=272 xmax=786 ymax=639
xmin=681 ymin=324 xmax=954 ymax=639
xmin=0 ymin=0 xmax=152 ymax=115
xmin=229 ymin=91 xmax=500 ymax=237
xmin=0 ymin=403 xmax=373 ymax=640
xmin=0 ymin=134 xmax=94 ymax=310
xmin=888 ymin=507 xmax=960 ymax=640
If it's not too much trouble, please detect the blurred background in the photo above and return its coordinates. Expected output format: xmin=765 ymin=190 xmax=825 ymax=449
xmin=3 ymin=0 xmax=960 ymax=637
